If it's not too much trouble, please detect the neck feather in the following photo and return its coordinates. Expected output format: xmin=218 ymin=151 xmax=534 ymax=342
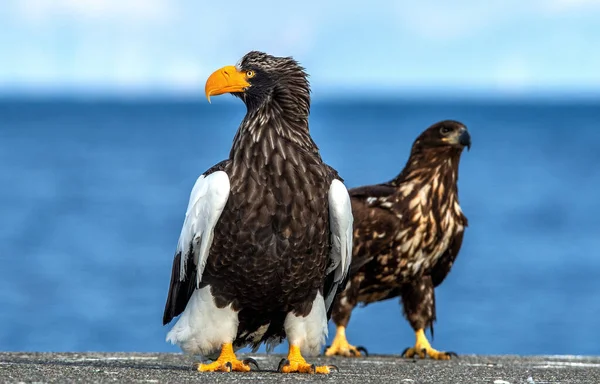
xmin=230 ymin=87 xmax=317 ymax=159
xmin=390 ymin=147 xmax=463 ymax=217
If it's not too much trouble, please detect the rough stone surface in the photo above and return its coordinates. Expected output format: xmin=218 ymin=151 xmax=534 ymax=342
xmin=2 ymin=352 xmax=600 ymax=383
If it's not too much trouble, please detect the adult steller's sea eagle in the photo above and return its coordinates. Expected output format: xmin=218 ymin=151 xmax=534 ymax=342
xmin=162 ymin=51 xmax=353 ymax=374
xmin=324 ymin=120 xmax=470 ymax=360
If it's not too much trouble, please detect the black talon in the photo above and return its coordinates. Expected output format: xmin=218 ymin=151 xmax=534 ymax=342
xmin=243 ymin=358 xmax=260 ymax=370
xmin=225 ymin=362 xmax=233 ymax=372
xmin=328 ymin=364 xmax=340 ymax=373
xmin=324 ymin=345 xmax=331 ymax=351
xmin=309 ymin=364 xmax=316 ymax=373
xmin=277 ymin=358 xmax=289 ymax=372
xmin=446 ymin=351 xmax=459 ymax=358
xmin=401 ymin=347 xmax=410 ymax=357
xmin=356 ymin=346 xmax=369 ymax=357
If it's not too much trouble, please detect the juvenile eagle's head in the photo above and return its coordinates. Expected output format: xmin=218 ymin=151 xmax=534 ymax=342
xmin=204 ymin=51 xmax=310 ymax=114
xmin=396 ymin=120 xmax=471 ymax=186
xmin=412 ymin=120 xmax=471 ymax=154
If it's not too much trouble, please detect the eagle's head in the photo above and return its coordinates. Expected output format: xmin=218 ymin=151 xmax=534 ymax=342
xmin=412 ymin=120 xmax=471 ymax=153
xmin=204 ymin=51 xmax=310 ymax=113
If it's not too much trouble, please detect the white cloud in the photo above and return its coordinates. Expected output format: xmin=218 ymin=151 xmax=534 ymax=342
xmin=492 ymin=56 xmax=534 ymax=91
xmin=192 ymin=1 xmax=325 ymax=60
xmin=2 ymin=0 xmax=600 ymax=95
xmin=391 ymin=0 xmax=600 ymax=42
xmin=13 ymin=0 xmax=175 ymax=24
xmin=543 ymin=0 xmax=600 ymax=12
xmin=392 ymin=2 xmax=506 ymax=41
xmin=158 ymin=60 xmax=205 ymax=92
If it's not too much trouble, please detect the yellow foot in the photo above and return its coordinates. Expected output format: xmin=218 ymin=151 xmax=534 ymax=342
xmin=324 ymin=326 xmax=369 ymax=357
xmin=401 ymin=329 xmax=457 ymax=360
xmin=278 ymin=345 xmax=339 ymax=374
xmin=196 ymin=343 xmax=258 ymax=372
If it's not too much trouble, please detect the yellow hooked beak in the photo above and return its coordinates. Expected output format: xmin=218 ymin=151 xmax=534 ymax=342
xmin=205 ymin=65 xmax=251 ymax=103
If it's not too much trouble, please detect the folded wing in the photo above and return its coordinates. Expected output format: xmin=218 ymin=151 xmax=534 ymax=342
xmin=163 ymin=169 xmax=231 ymax=325
xmin=323 ymin=179 xmax=354 ymax=315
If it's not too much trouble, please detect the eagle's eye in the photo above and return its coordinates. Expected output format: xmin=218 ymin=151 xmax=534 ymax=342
xmin=246 ymin=70 xmax=255 ymax=78
xmin=440 ymin=126 xmax=453 ymax=135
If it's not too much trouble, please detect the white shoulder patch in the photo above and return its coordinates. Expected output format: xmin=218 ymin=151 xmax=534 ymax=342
xmin=326 ymin=179 xmax=354 ymax=311
xmin=176 ymin=170 xmax=230 ymax=287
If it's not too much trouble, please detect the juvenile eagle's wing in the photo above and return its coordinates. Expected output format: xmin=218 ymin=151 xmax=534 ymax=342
xmin=324 ymin=179 xmax=354 ymax=315
xmin=347 ymin=182 xmax=399 ymax=273
xmin=162 ymin=163 xmax=231 ymax=325
xmin=349 ymin=183 xmax=397 ymax=202
xmin=431 ymin=228 xmax=466 ymax=287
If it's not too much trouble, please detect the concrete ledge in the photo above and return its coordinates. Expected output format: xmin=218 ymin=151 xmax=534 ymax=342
xmin=2 ymin=352 xmax=600 ymax=383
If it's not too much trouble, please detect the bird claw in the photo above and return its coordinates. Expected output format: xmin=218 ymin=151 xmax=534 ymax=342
xmin=356 ymin=346 xmax=369 ymax=357
xmin=277 ymin=357 xmax=335 ymax=374
xmin=243 ymin=358 xmax=260 ymax=370
xmin=196 ymin=357 xmax=255 ymax=372
xmin=277 ymin=358 xmax=289 ymax=373
xmin=324 ymin=341 xmax=367 ymax=357
xmin=401 ymin=347 xmax=422 ymax=361
xmin=402 ymin=346 xmax=457 ymax=360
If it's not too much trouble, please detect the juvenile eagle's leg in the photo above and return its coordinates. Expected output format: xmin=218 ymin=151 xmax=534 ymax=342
xmin=196 ymin=343 xmax=255 ymax=372
xmin=400 ymin=276 xmax=456 ymax=360
xmin=325 ymin=326 xmax=368 ymax=357
xmin=324 ymin=278 xmax=368 ymax=357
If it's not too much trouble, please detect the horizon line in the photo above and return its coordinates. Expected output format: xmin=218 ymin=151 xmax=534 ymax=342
xmin=1 ymin=90 xmax=599 ymax=104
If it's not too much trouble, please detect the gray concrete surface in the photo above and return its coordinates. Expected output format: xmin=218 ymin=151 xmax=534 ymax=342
xmin=2 ymin=352 xmax=600 ymax=384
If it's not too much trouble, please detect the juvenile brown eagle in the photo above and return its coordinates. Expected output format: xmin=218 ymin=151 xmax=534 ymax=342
xmin=163 ymin=51 xmax=353 ymax=374
xmin=324 ymin=120 xmax=470 ymax=360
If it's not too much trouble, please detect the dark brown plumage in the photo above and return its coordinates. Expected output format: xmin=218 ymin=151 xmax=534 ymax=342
xmin=325 ymin=120 xmax=470 ymax=359
xmin=163 ymin=51 xmax=352 ymax=374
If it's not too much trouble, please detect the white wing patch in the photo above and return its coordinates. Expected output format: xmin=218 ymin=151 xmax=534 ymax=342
xmin=176 ymin=171 xmax=230 ymax=287
xmin=325 ymin=179 xmax=354 ymax=311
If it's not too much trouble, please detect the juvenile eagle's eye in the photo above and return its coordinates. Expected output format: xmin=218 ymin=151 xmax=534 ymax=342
xmin=246 ymin=70 xmax=255 ymax=78
xmin=440 ymin=126 xmax=453 ymax=135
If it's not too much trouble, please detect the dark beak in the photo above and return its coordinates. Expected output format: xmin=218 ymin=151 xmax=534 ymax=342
xmin=458 ymin=129 xmax=471 ymax=151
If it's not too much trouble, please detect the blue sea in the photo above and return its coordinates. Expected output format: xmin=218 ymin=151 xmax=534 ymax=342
xmin=1 ymin=97 xmax=599 ymax=356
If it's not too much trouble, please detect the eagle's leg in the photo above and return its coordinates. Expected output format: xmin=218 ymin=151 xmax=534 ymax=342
xmin=324 ymin=281 xmax=367 ymax=357
xmin=325 ymin=326 xmax=367 ymax=357
xmin=402 ymin=329 xmax=457 ymax=360
xmin=196 ymin=343 xmax=253 ymax=372
xmin=400 ymin=276 xmax=456 ymax=360
xmin=279 ymin=292 xmax=338 ymax=374
xmin=279 ymin=344 xmax=337 ymax=374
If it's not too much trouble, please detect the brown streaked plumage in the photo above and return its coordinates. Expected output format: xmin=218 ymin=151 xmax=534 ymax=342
xmin=325 ymin=120 xmax=470 ymax=359
xmin=163 ymin=51 xmax=353 ymax=374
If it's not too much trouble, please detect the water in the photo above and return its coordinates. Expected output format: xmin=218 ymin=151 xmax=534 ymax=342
xmin=1 ymin=98 xmax=599 ymax=356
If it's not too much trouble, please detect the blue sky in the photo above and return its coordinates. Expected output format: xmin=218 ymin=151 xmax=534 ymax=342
xmin=2 ymin=0 xmax=600 ymax=97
